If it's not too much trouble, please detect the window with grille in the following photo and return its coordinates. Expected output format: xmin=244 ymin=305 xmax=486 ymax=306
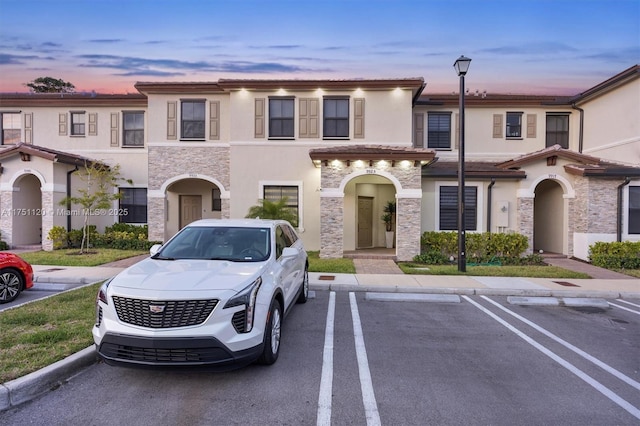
xmin=119 ymin=188 xmax=147 ymax=223
xmin=269 ymin=98 xmax=294 ymax=138
xmin=264 ymin=185 xmax=299 ymax=227
xmin=123 ymin=111 xmax=144 ymax=147
xmin=1 ymin=112 xmax=21 ymax=144
xmin=506 ymin=112 xmax=522 ymax=138
xmin=427 ymin=112 xmax=451 ymax=149
xmin=546 ymin=114 xmax=569 ymax=148
xmin=439 ymin=186 xmax=477 ymax=231
xmin=323 ymin=98 xmax=349 ymax=138
xmin=71 ymin=112 xmax=85 ymax=136
xmin=181 ymin=100 xmax=205 ymax=139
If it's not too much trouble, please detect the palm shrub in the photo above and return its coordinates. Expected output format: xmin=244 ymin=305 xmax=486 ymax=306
xmin=245 ymin=197 xmax=298 ymax=227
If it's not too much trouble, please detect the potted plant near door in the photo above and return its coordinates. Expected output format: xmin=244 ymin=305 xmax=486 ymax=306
xmin=381 ymin=201 xmax=396 ymax=248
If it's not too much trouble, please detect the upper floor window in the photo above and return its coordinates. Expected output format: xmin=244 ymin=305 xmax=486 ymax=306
xmin=123 ymin=111 xmax=144 ymax=147
xmin=506 ymin=112 xmax=522 ymax=138
xmin=427 ymin=112 xmax=451 ymax=149
xmin=546 ymin=114 xmax=569 ymax=149
xmin=119 ymin=188 xmax=147 ymax=224
xmin=323 ymin=97 xmax=349 ymax=138
xmin=181 ymin=100 xmax=205 ymax=140
xmin=269 ymin=98 xmax=294 ymax=138
xmin=71 ymin=112 xmax=85 ymax=136
xmin=629 ymin=186 xmax=640 ymax=235
xmin=439 ymin=186 xmax=477 ymax=231
xmin=1 ymin=112 xmax=21 ymax=144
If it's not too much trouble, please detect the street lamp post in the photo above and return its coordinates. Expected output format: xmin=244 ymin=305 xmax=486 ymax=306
xmin=454 ymin=55 xmax=471 ymax=272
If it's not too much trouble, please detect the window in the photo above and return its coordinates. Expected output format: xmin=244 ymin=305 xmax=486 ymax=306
xmin=264 ymin=185 xmax=299 ymax=227
xmin=439 ymin=186 xmax=477 ymax=231
xmin=506 ymin=112 xmax=522 ymax=138
xmin=181 ymin=100 xmax=205 ymax=139
xmin=269 ymin=98 xmax=294 ymax=138
xmin=275 ymin=225 xmax=295 ymax=259
xmin=123 ymin=111 xmax=144 ymax=147
xmin=629 ymin=186 xmax=640 ymax=235
xmin=323 ymin=98 xmax=349 ymax=138
xmin=212 ymin=188 xmax=221 ymax=211
xmin=71 ymin=112 xmax=85 ymax=136
xmin=546 ymin=114 xmax=569 ymax=148
xmin=119 ymin=188 xmax=147 ymax=223
xmin=427 ymin=112 xmax=451 ymax=149
xmin=1 ymin=112 xmax=21 ymax=144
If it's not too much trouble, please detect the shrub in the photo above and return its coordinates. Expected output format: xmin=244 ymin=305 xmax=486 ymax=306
xmin=589 ymin=241 xmax=640 ymax=269
xmin=47 ymin=226 xmax=68 ymax=249
xmin=419 ymin=231 xmax=530 ymax=264
xmin=0 ymin=231 xmax=8 ymax=251
xmin=413 ymin=250 xmax=450 ymax=265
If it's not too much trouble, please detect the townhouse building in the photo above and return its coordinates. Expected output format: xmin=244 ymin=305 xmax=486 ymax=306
xmin=0 ymin=65 xmax=638 ymax=261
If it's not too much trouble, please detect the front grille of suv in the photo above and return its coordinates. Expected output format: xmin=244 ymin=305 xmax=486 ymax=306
xmin=112 ymin=296 xmax=218 ymax=329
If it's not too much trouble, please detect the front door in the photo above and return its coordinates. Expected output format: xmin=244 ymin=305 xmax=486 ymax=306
xmin=357 ymin=196 xmax=373 ymax=248
xmin=180 ymin=195 xmax=202 ymax=229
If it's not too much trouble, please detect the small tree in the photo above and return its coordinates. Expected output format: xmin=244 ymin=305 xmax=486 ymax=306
xmin=25 ymin=77 xmax=75 ymax=93
xmin=245 ymin=197 xmax=298 ymax=227
xmin=381 ymin=201 xmax=396 ymax=232
xmin=59 ymin=161 xmax=132 ymax=253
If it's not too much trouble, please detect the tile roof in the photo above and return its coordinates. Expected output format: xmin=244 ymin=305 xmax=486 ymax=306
xmin=0 ymin=143 xmax=106 ymax=167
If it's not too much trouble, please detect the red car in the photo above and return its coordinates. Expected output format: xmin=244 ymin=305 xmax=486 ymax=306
xmin=0 ymin=252 xmax=34 ymax=304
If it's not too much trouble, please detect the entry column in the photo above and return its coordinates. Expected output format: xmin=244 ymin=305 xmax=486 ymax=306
xmin=319 ymin=194 xmax=343 ymax=258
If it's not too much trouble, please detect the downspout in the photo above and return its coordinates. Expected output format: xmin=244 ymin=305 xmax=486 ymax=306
xmin=571 ymin=103 xmax=584 ymax=153
xmin=66 ymin=166 xmax=78 ymax=232
xmin=617 ymin=177 xmax=631 ymax=242
xmin=487 ymin=178 xmax=496 ymax=233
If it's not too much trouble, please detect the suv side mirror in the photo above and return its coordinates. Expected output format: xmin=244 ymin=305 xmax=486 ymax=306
xmin=149 ymin=244 xmax=162 ymax=256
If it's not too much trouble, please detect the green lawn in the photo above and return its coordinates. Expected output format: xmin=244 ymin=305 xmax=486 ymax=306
xmin=398 ymin=262 xmax=591 ymax=278
xmin=18 ymin=249 xmax=148 ymax=266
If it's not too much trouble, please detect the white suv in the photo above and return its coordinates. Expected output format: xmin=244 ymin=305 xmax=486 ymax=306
xmin=93 ymin=219 xmax=308 ymax=369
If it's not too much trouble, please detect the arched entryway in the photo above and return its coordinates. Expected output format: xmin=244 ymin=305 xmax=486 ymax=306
xmin=164 ymin=177 xmax=223 ymax=241
xmin=533 ymin=179 xmax=564 ymax=254
xmin=344 ymin=174 xmax=396 ymax=250
xmin=12 ymin=174 xmax=43 ymax=246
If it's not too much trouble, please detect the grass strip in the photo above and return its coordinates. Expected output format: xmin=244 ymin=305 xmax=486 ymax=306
xmin=0 ymin=283 xmax=100 ymax=383
xmin=18 ymin=249 xmax=148 ymax=267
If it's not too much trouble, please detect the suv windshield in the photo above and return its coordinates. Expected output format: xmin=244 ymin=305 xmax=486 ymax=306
xmin=154 ymin=226 xmax=271 ymax=262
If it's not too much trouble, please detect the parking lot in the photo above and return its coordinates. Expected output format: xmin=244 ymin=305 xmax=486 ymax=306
xmin=1 ymin=290 xmax=639 ymax=425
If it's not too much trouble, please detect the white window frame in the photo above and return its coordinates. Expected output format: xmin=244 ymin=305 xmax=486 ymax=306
xmin=258 ymin=180 xmax=304 ymax=231
xmin=622 ymin=182 xmax=640 ymax=241
xmin=434 ymin=181 xmax=484 ymax=232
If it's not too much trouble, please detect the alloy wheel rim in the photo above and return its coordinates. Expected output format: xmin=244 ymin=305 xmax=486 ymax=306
xmin=271 ymin=308 xmax=281 ymax=354
xmin=0 ymin=272 xmax=19 ymax=301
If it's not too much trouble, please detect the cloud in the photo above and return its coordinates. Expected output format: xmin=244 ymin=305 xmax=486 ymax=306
xmin=480 ymin=42 xmax=579 ymax=55
xmin=0 ymin=53 xmax=43 ymax=65
xmin=75 ymin=54 xmax=313 ymax=76
xmin=88 ymin=39 xmax=126 ymax=44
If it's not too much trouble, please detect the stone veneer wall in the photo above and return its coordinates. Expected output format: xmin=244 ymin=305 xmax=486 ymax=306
xmin=319 ymin=160 xmax=422 ymax=260
xmin=396 ymin=197 xmax=421 ymax=261
xmin=320 ymin=197 xmax=344 ymax=258
xmin=572 ymin=176 xmax=619 ymax=234
xmin=41 ymin=191 xmax=54 ymax=251
xmin=147 ymin=145 xmax=231 ymax=242
xmin=517 ymin=197 xmax=534 ymax=255
xmin=0 ymin=190 xmax=13 ymax=247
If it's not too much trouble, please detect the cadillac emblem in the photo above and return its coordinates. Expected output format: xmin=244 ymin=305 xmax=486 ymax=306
xmin=149 ymin=304 xmax=166 ymax=314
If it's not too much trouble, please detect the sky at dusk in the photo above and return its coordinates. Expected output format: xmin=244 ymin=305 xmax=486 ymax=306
xmin=0 ymin=0 xmax=638 ymax=95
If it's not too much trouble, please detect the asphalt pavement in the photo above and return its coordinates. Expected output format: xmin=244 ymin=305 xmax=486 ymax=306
xmin=2 ymin=255 xmax=639 ymax=412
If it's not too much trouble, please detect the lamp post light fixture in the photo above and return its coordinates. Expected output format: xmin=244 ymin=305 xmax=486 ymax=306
xmin=454 ymin=55 xmax=471 ymax=272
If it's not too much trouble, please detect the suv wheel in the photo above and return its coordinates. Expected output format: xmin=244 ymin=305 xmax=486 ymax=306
xmin=296 ymin=268 xmax=308 ymax=304
xmin=258 ymin=299 xmax=282 ymax=365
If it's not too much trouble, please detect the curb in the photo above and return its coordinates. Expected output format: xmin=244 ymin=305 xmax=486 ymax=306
xmin=0 ymin=346 xmax=97 ymax=412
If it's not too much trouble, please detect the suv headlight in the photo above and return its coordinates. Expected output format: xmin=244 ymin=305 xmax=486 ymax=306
xmin=224 ymin=277 xmax=262 ymax=333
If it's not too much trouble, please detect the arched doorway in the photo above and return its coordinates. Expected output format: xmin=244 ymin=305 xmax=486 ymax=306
xmin=344 ymin=174 xmax=396 ymax=250
xmin=534 ymin=179 xmax=564 ymax=254
xmin=164 ymin=178 xmax=222 ymax=240
xmin=12 ymin=174 xmax=43 ymax=246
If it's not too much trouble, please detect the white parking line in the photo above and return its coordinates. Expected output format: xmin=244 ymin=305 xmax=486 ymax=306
xmin=462 ymin=295 xmax=640 ymax=420
xmin=349 ymin=292 xmax=381 ymax=426
xmin=609 ymin=302 xmax=640 ymax=315
xmin=616 ymin=299 xmax=640 ymax=309
xmin=317 ymin=291 xmax=335 ymax=426
xmin=481 ymin=295 xmax=640 ymax=392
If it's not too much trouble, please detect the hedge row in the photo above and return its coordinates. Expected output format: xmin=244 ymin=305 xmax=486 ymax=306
xmin=416 ymin=231 xmax=538 ymax=265
xmin=589 ymin=241 xmax=640 ymax=269
xmin=48 ymin=224 xmax=161 ymax=251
